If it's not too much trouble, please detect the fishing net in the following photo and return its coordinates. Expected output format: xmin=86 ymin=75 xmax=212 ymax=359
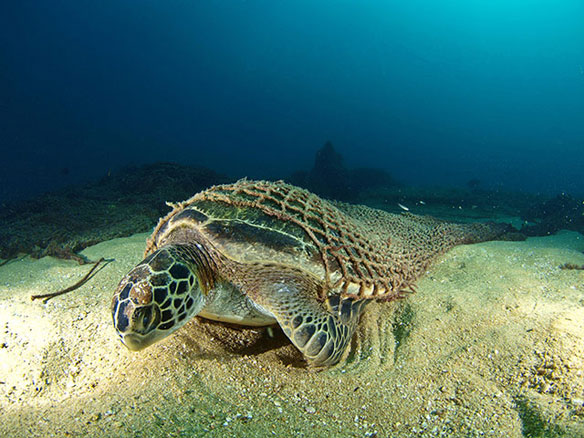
xmin=148 ymin=180 xmax=509 ymax=301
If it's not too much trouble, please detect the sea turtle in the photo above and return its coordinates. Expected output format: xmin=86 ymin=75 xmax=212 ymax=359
xmin=112 ymin=180 xmax=510 ymax=367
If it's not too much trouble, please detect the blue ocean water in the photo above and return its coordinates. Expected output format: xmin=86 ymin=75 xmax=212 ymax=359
xmin=1 ymin=1 xmax=583 ymax=202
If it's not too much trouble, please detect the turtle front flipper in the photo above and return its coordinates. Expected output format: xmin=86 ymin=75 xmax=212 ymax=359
xmin=242 ymin=266 xmax=367 ymax=367
xmin=281 ymin=293 xmax=367 ymax=367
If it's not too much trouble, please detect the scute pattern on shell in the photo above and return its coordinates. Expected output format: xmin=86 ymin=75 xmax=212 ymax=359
xmin=146 ymin=180 xmax=509 ymax=301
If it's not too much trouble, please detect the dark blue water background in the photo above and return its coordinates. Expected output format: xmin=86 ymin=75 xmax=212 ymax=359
xmin=1 ymin=1 xmax=583 ymax=202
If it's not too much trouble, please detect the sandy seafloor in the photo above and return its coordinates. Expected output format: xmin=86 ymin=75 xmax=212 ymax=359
xmin=1 ymin=230 xmax=583 ymax=438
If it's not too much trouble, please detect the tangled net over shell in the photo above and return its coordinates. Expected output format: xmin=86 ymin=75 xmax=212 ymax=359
xmin=149 ymin=180 xmax=509 ymax=301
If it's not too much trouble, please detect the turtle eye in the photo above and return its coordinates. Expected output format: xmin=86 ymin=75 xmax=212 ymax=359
xmin=134 ymin=306 xmax=160 ymax=333
xmin=142 ymin=309 xmax=151 ymax=327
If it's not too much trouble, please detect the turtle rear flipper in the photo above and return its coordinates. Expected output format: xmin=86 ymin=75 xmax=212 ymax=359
xmin=241 ymin=266 xmax=367 ymax=367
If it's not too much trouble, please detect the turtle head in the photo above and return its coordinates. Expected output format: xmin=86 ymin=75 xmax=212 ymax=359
xmin=111 ymin=246 xmax=206 ymax=351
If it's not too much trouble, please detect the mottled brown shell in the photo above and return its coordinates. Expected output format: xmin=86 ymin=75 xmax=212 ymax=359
xmin=145 ymin=179 xmax=508 ymax=301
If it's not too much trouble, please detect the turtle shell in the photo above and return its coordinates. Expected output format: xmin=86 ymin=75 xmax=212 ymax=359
xmin=145 ymin=179 xmax=505 ymax=300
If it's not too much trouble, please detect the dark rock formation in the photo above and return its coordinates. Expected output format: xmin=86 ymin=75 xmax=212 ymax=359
xmin=308 ymin=141 xmax=353 ymax=200
xmin=289 ymin=141 xmax=398 ymax=201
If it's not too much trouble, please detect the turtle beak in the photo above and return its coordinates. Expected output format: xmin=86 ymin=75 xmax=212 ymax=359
xmin=122 ymin=334 xmax=147 ymax=351
xmin=121 ymin=331 xmax=165 ymax=351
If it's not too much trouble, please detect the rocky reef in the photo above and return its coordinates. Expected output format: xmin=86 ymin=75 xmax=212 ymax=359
xmin=0 ymin=163 xmax=229 ymax=262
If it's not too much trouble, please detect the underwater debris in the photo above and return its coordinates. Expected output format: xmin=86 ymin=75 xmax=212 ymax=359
xmin=31 ymin=257 xmax=110 ymax=303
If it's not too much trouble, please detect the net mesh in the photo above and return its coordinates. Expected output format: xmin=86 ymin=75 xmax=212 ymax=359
xmin=149 ymin=179 xmax=509 ymax=301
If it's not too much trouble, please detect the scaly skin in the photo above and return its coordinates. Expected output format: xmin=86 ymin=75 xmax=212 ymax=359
xmin=112 ymin=243 xmax=366 ymax=367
